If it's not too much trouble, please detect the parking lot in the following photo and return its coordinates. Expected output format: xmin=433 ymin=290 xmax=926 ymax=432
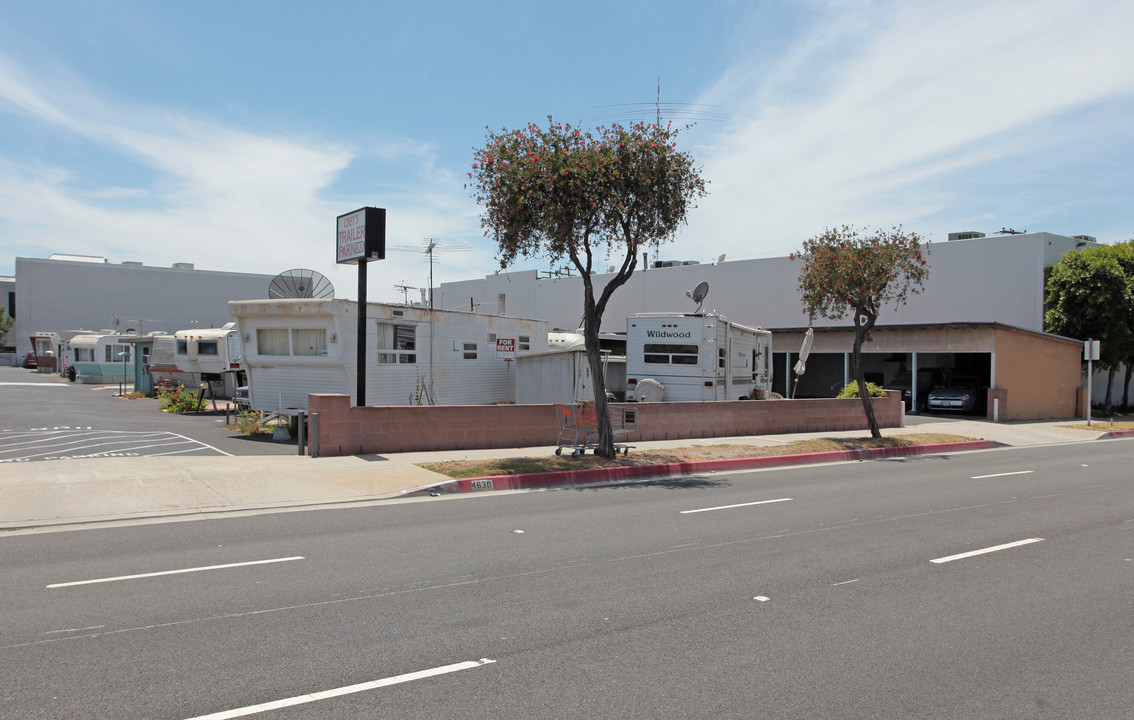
xmin=0 ymin=366 xmax=296 ymax=462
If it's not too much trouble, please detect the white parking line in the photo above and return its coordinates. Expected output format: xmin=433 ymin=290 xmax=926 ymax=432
xmin=970 ymin=470 xmax=1034 ymax=479
xmin=46 ymin=556 xmax=305 ymax=588
xmin=931 ymin=538 xmax=1044 ymax=564
xmin=182 ymin=659 xmax=497 ymax=720
xmin=680 ymin=498 xmax=792 ymax=514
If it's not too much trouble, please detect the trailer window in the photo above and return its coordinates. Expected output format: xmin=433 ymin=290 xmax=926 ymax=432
xmin=198 ymin=341 xmax=219 ymax=356
xmin=462 ymin=342 xmax=477 ymax=360
xmin=291 ymin=329 xmax=327 ymax=356
xmin=104 ymin=344 xmax=130 ymax=363
xmin=643 ymin=343 xmax=698 ymax=365
xmin=518 ymin=335 xmax=531 ymax=351
xmin=257 ymin=329 xmax=290 ymax=356
xmin=75 ymin=348 xmax=94 ymax=362
xmin=176 ymin=339 xmax=188 ymax=355
xmin=376 ymin=323 xmax=416 ymax=364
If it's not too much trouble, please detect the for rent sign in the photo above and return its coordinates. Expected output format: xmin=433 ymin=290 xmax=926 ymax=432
xmin=496 ymin=338 xmax=516 ymax=360
xmin=336 ymin=207 xmax=387 ymax=264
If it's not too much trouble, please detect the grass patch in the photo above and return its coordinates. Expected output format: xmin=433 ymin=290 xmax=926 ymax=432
xmin=1059 ymin=420 xmax=1134 ymax=431
xmin=419 ymin=433 xmax=975 ymax=479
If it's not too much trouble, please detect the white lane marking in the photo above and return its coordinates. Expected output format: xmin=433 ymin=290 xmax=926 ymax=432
xmin=182 ymin=658 xmax=497 ymax=720
xmin=680 ymin=498 xmax=793 ymax=514
xmin=970 ymin=470 xmax=1034 ymax=479
xmin=44 ymin=625 xmax=105 ymax=634
xmin=47 ymin=556 xmax=304 ymax=588
xmin=931 ymin=538 xmax=1044 ymax=564
xmin=166 ymin=431 xmax=233 ymax=457
xmin=831 ymin=579 xmax=860 ymax=586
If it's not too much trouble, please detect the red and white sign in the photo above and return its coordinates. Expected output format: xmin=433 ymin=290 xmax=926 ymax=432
xmin=496 ymin=338 xmax=516 ymax=360
xmin=336 ymin=208 xmax=368 ymax=264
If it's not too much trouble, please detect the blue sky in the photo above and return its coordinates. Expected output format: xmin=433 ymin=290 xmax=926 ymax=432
xmin=1 ymin=0 xmax=1132 ymax=303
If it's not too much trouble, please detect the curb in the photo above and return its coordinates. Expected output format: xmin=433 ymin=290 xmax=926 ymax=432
xmin=1097 ymin=429 xmax=1134 ymax=439
xmin=440 ymin=440 xmax=996 ymax=493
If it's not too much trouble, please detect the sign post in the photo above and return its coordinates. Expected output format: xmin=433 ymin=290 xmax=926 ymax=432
xmin=336 ymin=207 xmax=386 ymax=407
xmin=1084 ymin=339 xmax=1100 ymax=425
xmin=497 ymin=338 xmax=516 ymax=404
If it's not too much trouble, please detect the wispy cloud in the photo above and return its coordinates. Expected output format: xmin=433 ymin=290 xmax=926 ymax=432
xmin=684 ymin=0 xmax=1134 ymax=257
xmin=0 ymin=51 xmax=491 ymax=296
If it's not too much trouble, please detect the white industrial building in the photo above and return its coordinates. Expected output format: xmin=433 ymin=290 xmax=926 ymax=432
xmin=436 ymin=231 xmax=1114 ymax=416
xmin=3 ymin=255 xmax=277 ymax=363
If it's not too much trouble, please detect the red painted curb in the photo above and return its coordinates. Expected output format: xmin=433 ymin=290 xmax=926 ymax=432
xmin=443 ymin=440 xmax=995 ymax=493
xmin=1099 ymin=429 xmax=1134 ymax=439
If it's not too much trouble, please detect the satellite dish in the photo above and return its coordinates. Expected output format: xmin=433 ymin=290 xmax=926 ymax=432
xmin=686 ymin=281 xmax=710 ymax=313
xmin=269 ymin=269 xmax=335 ymax=299
xmin=717 ymin=254 xmax=726 ymax=263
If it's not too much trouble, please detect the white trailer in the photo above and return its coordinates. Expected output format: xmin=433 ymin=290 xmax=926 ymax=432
xmin=166 ymin=322 xmax=245 ymax=396
xmin=624 ymin=312 xmax=772 ymax=402
xmin=228 ymin=298 xmax=549 ymax=414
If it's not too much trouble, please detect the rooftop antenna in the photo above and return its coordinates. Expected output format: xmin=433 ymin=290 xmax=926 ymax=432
xmin=392 ymin=283 xmax=418 ymax=305
xmin=593 ymin=77 xmax=729 ymax=126
xmin=686 ymin=281 xmax=709 ymax=314
xmin=388 ymin=239 xmax=472 ymax=310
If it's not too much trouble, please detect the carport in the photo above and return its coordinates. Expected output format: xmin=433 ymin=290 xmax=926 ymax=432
xmin=772 ymin=322 xmax=1082 ymax=420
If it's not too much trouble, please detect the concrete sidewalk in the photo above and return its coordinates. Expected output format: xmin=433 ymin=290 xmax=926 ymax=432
xmin=1 ymin=417 xmax=1124 ymax=532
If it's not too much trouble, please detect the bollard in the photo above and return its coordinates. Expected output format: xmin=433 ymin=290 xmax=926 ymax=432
xmin=310 ymin=413 xmax=319 ymax=458
xmin=297 ymin=410 xmax=306 ymax=456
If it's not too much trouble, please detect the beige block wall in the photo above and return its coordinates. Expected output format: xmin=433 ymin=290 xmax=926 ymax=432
xmin=994 ymin=328 xmax=1081 ymax=420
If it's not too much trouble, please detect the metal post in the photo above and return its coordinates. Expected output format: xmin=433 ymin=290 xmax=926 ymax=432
xmin=357 ymin=259 xmax=367 ymax=407
xmin=297 ymin=410 xmax=306 ymax=456
xmin=310 ymin=413 xmax=320 ymax=458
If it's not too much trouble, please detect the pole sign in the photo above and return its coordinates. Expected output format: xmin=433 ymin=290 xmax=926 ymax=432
xmin=496 ymin=338 xmax=516 ymax=360
xmin=1084 ymin=339 xmax=1100 ymax=361
xmin=336 ymin=207 xmax=386 ymax=264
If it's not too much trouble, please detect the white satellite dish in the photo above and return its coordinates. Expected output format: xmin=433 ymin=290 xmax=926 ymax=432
xmin=686 ymin=281 xmax=710 ymax=313
xmin=269 ymin=269 xmax=335 ymax=299
xmin=717 ymin=254 xmax=726 ymax=263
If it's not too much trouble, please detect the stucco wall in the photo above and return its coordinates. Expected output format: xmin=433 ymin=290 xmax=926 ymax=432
xmin=994 ymin=327 xmax=1081 ymax=420
xmin=306 ymin=392 xmax=903 ymax=457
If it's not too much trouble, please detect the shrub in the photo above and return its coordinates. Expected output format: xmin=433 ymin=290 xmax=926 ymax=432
xmin=836 ymin=381 xmax=889 ymax=399
xmin=157 ymin=383 xmax=204 ymax=413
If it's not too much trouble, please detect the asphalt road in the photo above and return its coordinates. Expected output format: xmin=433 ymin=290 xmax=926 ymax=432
xmin=0 ymin=366 xmax=295 ymax=460
xmin=2 ymin=439 xmax=1131 ymax=718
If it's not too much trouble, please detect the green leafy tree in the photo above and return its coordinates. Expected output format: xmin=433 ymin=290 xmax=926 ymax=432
xmin=469 ymin=118 xmax=707 ymax=457
xmin=792 ymin=226 xmax=929 ymax=438
xmin=0 ymin=307 xmax=13 ymax=347
xmin=1045 ymin=242 xmax=1134 ymax=412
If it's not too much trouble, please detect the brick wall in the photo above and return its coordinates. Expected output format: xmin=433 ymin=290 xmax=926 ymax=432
xmin=307 ymin=392 xmax=902 ymax=457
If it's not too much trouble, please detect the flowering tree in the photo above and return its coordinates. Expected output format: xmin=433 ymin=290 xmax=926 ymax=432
xmin=792 ymin=226 xmax=929 ymax=438
xmin=469 ymin=118 xmax=707 ymax=457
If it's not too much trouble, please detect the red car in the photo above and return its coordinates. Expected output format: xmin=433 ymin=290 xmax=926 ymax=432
xmin=23 ymin=351 xmax=37 ymax=368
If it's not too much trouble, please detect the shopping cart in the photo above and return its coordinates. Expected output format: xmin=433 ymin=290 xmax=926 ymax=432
xmin=554 ymin=403 xmax=636 ymax=457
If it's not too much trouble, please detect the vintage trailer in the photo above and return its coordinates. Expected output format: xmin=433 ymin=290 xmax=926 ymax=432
xmin=228 ymin=298 xmax=549 ymax=414
xmin=65 ymin=331 xmax=136 ymax=384
xmin=164 ymin=322 xmax=245 ymax=396
xmin=624 ymin=312 xmax=772 ymax=402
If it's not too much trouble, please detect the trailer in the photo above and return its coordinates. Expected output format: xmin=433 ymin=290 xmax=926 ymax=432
xmin=228 ymin=298 xmax=549 ymax=414
xmin=65 ymin=331 xmax=137 ymax=384
xmin=150 ymin=322 xmax=246 ymax=397
xmin=624 ymin=312 xmax=772 ymax=402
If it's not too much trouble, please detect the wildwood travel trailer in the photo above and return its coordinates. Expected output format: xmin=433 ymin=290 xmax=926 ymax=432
xmin=228 ymin=298 xmax=549 ymax=414
xmin=625 ymin=312 xmax=772 ymax=402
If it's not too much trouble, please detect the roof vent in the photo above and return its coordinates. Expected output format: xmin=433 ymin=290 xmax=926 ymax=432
xmin=172 ymin=262 xmax=195 ymax=270
xmin=1071 ymin=235 xmax=1097 ymax=243
xmin=122 ymin=261 xmax=143 ymax=266
xmin=947 ymin=231 xmax=986 ymax=241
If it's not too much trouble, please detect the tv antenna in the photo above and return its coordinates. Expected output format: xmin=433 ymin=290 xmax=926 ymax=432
xmin=593 ymin=77 xmax=729 ymax=126
xmin=388 ymin=239 xmax=472 ymax=310
xmin=392 ymin=283 xmax=418 ymax=305
xmin=687 ymin=281 xmax=709 ymax=314
xmin=268 ymin=268 xmax=335 ymax=299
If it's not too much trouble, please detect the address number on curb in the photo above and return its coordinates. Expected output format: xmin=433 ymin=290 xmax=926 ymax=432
xmin=471 ymin=479 xmax=495 ymax=491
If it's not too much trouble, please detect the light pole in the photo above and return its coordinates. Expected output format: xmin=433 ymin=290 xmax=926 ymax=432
xmin=119 ymin=350 xmax=129 ymax=396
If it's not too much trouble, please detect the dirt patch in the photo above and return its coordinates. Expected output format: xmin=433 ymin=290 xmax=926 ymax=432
xmin=420 ymin=433 xmax=976 ymax=479
xmin=1059 ymin=421 xmax=1134 ymax=432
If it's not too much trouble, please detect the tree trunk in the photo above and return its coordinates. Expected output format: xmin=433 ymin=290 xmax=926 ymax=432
xmin=853 ymin=311 xmax=881 ymax=439
xmin=1105 ymin=367 xmax=1116 ymax=416
xmin=1123 ymin=363 xmax=1132 ymax=413
xmin=583 ymin=318 xmax=615 ymax=457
